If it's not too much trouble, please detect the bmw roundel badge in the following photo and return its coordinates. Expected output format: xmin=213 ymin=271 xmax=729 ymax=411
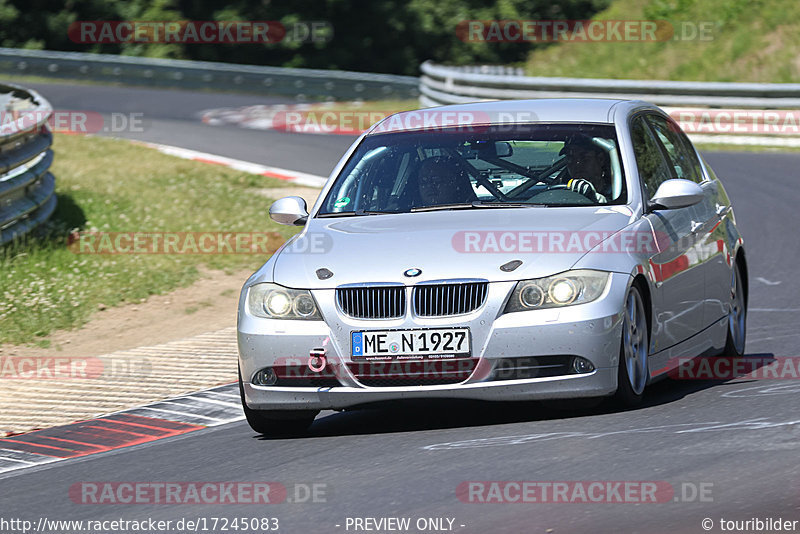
xmin=404 ymin=268 xmax=422 ymax=277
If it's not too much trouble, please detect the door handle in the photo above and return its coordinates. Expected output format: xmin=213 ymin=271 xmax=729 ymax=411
xmin=690 ymin=221 xmax=703 ymax=234
xmin=716 ymin=204 xmax=730 ymax=216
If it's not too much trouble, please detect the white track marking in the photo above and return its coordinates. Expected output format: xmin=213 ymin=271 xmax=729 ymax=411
xmin=130 ymin=406 xmax=225 ymax=422
xmin=0 ymin=384 xmax=245 ymax=476
xmin=131 ymin=140 xmax=328 ymax=188
xmin=171 ymin=396 xmax=242 ymax=409
xmin=722 ymin=384 xmax=800 ymax=398
xmin=422 ymin=417 xmax=800 ymax=451
xmin=0 ymin=449 xmax=60 ymax=474
xmin=687 ymin=134 xmax=800 ymax=147
xmin=748 ymin=332 xmax=800 ymax=343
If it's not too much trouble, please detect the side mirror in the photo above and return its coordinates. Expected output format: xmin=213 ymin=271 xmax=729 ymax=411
xmin=649 ymin=179 xmax=704 ymax=210
xmin=269 ymin=196 xmax=309 ymax=226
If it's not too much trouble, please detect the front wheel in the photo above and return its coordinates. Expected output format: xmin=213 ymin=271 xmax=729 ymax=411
xmin=723 ymin=263 xmax=747 ymax=357
xmin=613 ymin=284 xmax=649 ymax=407
xmin=238 ymin=368 xmax=319 ymax=436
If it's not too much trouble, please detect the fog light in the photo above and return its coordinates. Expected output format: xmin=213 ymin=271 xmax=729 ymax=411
xmin=571 ymin=357 xmax=595 ymax=374
xmin=252 ymin=368 xmax=278 ymax=386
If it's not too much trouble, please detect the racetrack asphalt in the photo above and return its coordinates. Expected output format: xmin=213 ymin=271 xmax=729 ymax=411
xmin=23 ymin=81 xmax=357 ymax=177
xmin=2 ymin=82 xmax=798 ymax=534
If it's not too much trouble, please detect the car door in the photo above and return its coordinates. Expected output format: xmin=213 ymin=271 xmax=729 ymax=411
xmin=644 ymin=114 xmax=722 ymax=331
xmin=696 ymin=155 xmax=736 ymax=327
xmin=630 ymin=114 xmax=705 ymax=353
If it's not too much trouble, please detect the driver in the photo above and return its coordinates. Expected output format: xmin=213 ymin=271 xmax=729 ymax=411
xmin=413 ymin=156 xmax=476 ymax=207
xmin=559 ymin=135 xmax=612 ymax=203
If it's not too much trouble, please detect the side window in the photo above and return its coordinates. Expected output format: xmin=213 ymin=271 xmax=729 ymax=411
xmin=323 ymin=148 xmax=396 ymax=212
xmin=630 ymin=116 xmax=673 ymax=200
xmin=645 ymin=115 xmax=703 ymax=183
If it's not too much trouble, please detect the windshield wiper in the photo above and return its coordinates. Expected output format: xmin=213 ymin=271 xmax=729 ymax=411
xmin=411 ymin=201 xmax=546 ymax=212
xmin=322 ymin=202 xmax=549 ymax=216
xmin=471 ymin=201 xmax=547 ymax=208
xmin=410 ymin=203 xmax=477 ymax=212
xmin=316 ymin=210 xmax=395 ymax=218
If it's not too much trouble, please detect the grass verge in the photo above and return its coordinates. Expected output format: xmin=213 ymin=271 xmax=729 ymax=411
xmin=0 ymin=134 xmax=296 ymax=345
xmin=316 ymin=99 xmax=421 ymax=113
xmin=524 ymin=0 xmax=800 ymax=82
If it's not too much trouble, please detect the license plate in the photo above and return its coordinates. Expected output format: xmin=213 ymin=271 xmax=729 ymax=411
xmin=351 ymin=328 xmax=470 ymax=360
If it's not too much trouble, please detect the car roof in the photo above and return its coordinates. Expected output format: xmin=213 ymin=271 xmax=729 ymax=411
xmin=366 ymin=98 xmax=662 ymax=135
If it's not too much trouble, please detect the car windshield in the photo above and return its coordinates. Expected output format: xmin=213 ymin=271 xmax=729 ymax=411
xmin=318 ymin=124 xmax=626 ymax=216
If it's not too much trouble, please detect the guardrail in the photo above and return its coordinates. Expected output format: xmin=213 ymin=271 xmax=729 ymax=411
xmin=0 ymin=47 xmax=419 ymax=101
xmin=420 ymin=61 xmax=800 ymax=109
xmin=0 ymin=84 xmax=56 ymax=245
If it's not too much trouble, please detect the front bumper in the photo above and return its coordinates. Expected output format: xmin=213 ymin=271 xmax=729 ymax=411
xmin=238 ymin=273 xmax=630 ymax=410
xmin=242 ymin=368 xmax=617 ymax=410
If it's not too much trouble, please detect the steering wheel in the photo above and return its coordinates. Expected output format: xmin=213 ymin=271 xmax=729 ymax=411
xmin=527 ymin=183 xmax=595 ymax=205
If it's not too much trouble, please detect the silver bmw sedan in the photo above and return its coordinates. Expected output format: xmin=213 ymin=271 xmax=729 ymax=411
xmin=237 ymin=99 xmax=747 ymax=435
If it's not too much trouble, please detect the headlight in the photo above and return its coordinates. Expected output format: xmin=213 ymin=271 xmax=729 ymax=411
xmin=247 ymin=283 xmax=322 ymax=320
xmin=505 ymin=270 xmax=610 ymax=313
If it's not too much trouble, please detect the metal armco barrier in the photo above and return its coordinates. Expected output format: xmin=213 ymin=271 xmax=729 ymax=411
xmin=0 ymin=84 xmax=56 ymax=245
xmin=420 ymin=61 xmax=800 ymax=109
xmin=0 ymin=47 xmax=419 ymax=101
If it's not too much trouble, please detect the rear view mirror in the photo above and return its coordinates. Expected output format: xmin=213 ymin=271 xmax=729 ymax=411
xmin=649 ymin=179 xmax=704 ymax=210
xmin=494 ymin=141 xmax=513 ymax=157
xmin=472 ymin=140 xmax=513 ymax=158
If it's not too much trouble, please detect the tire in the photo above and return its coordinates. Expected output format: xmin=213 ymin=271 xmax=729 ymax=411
xmin=238 ymin=367 xmax=319 ymax=436
xmin=723 ymin=263 xmax=747 ymax=357
xmin=613 ymin=283 xmax=649 ymax=407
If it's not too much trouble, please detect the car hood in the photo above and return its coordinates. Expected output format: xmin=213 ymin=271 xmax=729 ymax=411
xmin=269 ymin=206 xmax=636 ymax=289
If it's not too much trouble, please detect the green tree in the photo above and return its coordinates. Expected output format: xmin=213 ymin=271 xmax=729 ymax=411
xmin=0 ymin=0 xmax=610 ymax=74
